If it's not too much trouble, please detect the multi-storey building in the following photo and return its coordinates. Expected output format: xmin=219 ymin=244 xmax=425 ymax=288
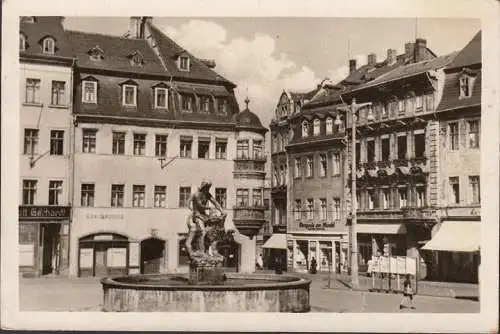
xmin=422 ymin=32 xmax=481 ymax=282
xmin=19 ymin=17 xmax=75 ymax=277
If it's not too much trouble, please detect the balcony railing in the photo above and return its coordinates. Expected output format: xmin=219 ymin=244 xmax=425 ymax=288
xmin=401 ymin=206 xmax=437 ymax=220
xmin=233 ymin=205 xmax=266 ymax=220
xmin=234 ymin=160 xmax=266 ymax=172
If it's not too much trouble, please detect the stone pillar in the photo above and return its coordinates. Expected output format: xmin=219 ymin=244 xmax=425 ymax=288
xmin=239 ymin=234 xmax=256 ymax=274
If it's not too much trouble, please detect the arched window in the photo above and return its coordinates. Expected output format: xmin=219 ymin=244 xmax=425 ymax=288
xmin=19 ymin=34 xmax=26 ymax=51
xmin=42 ymin=37 xmax=55 ymax=54
xmin=326 ymin=117 xmax=333 ymax=135
xmin=302 ymin=121 xmax=309 ymax=138
xmin=313 ymin=119 xmax=320 ymax=136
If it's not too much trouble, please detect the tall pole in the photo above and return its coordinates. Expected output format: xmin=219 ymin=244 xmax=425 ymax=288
xmin=350 ymin=98 xmax=359 ymax=290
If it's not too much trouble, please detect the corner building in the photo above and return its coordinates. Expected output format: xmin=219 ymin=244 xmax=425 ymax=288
xmin=67 ymin=17 xmax=267 ymax=277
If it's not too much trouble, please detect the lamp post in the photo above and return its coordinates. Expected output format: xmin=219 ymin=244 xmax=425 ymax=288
xmin=337 ymin=98 xmax=373 ymax=290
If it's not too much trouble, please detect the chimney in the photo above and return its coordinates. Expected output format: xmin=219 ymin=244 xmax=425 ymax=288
xmin=367 ymin=53 xmax=377 ymax=66
xmin=349 ymin=59 xmax=357 ymax=74
xmin=129 ymin=17 xmax=151 ymax=39
xmin=414 ymin=37 xmax=427 ymax=62
xmin=386 ymin=48 xmax=397 ymax=65
xmin=200 ymin=59 xmax=216 ymax=69
xmin=404 ymin=42 xmax=415 ymax=58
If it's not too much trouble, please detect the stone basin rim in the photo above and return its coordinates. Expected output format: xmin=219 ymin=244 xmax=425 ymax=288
xmin=101 ymin=273 xmax=311 ymax=291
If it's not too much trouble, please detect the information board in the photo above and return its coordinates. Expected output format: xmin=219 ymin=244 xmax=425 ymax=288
xmin=369 ymin=256 xmax=417 ymax=275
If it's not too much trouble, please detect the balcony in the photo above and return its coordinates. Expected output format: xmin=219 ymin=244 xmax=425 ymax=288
xmin=401 ymin=206 xmax=437 ymax=221
xmin=232 ymin=205 xmax=267 ymax=237
xmin=233 ymin=157 xmax=266 ymax=179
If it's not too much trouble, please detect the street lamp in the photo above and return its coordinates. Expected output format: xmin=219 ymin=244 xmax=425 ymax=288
xmin=337 ymin=98 xmax=373 ymax=290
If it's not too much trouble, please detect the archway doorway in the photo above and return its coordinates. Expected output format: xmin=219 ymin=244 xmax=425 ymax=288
xmin=140 ymin=238 xmax=166 ymax=274
xmin=216 ymin=240 xmax=240 ymax=271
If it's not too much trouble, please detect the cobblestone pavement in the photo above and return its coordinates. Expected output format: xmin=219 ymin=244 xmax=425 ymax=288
xmin=19 ymin=275 xmax=479 ymax=313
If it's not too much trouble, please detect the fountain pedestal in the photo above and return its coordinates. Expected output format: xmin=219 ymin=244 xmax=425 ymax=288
xmin=188 ymin=253 xmax=226 ymax=285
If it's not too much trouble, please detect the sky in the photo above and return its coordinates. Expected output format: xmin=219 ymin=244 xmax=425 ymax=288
xmin=63 ymin=17 xmax=480 ymax=128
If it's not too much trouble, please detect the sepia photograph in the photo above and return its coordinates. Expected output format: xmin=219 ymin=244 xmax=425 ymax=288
xmin=2 ymin=0 xmax=499 ymax=332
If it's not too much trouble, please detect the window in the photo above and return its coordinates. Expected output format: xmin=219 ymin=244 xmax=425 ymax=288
xmin=215 ymin=140 xmax=227 ymax=159
xmin=294 ymin=158 xmax=302 ymax=178
xmin=82 ymin=129 xmax=97 ymax=153
xmin=425 ymin=94 xmax=434 ymax=111
xmin=81 ymin=183 xmax=95 ymax=207
xmin=179 ymin=187 xmax=191 ymax=207
xmin=416 ymin=186 xmax=426 ymax=207
xmin=155 ymin=135 xmax=167 ymax=157
xmin=332 ymin=153 xmax=341 ymax=176
xmin=279 ymin=165 xmax=286 ymax=185
xmin=180 ymin=138 xmax=192 ymax=158
xmin=398 ymin=99 xmax=405 ymax=113
xmin=415 ymin=95 xmax=423 ymax=111
xmin=82 ymin=81 xmax=97 ymax=103
xmin=449 ymin=177 xmax=460 ymax=204
xmin=253 ymin=189 xmax=263 ymax=206
xmin=122 ymin=85 xmax=137 ymax=106
xmin=25 ymin=78 xmax=41 ymax=104
xmin=236 ymin=189 xmax=249 ymax=207
xmin=414 ymin=131 xmax=426 ymax=158
xmin=319 ymin=154 xmax=327 ymax=177
xmin=459 ymin=75 xmax=473 ymax=98
xmin=332 ymin=198 xmax=341 ymax=220
xmin=50 ymin=130 xmax=64 ymax=155
xmin=111 ymin=184 xmax=124 ymax=207
xmin=200 ymin=96 xmax=210 ymax=113
xmin=381 ymin=188 xmax=390 ymax=209
xmin=306 ymin=199 xmax=314 ymax=220
xmin=216 ymin=98 xmax=227 ymax=114
xmin=22 ymin=180 xmax=37 ymax=205
xmin=380 ymin=102 xmax=388 ymax=118
xmin=133 ymin=134 xmax=146 ymax=156
xmin=179 ymin=56 xmax=190 ymax=70
xmin=49 ymin=181 xmax=62 ymax=205
xmin=253 ymin=140 xmax=263 ymax=159
xmin=302 ymin=121 xmax=309 ymax=138
xmin=154 ymin=87 xmax=168 ymax=108
xmin=294 ymin=200 xmax=302 ymax=220
xmin=367 ymin=139 xmax=375 ymax=163
xmin=237 ymin=140 xmax=249 ymax=159
xmin=132 ymin=185 xmax=145 ymax=207
xmin=198 ymin=139 xmax=210 ymax=159
xmin=272 ymin=136 xmax=277 ymax=153
xmin=381 ymin=137 xmax=390 ymax=161
xmin=181 ymin=94 xmax=193 ymax=112
xmin=112 ymin=132 xmax=126 ymax=155
xmin=326 ymin=117 xmax=333 ymax=134
xmin=23 ymin=129 xmax=39 ymax=155
xmin=469 ymin=176 xmax=480 ymax=204
xmin=397 ymin=134 xmax=407 ymax=160
xmin=355 ymin=141 xmax=361 ymax=165
xmin=20 ymin=34 xmax=26 ymax=51
xmin=42 ymin=37 xmax=55 ymax=54
xmin=468 ymin=120 xmax=480 ymax=149
xmin=306 ymin=156 xmax=313 ymax=178
xmin=51 ymin=81 xmax=65 ymax=105
xmin=313 ymin=119 xmax=320 ymax=136
xmin=368 ymin=190 xmax=376 ymax=210
xmin=319 ymin=199 xmax=327 ymax=220
xmin=398 ymin=187 xmax=407 ymax=208
xmin=154 ymin=186 xmax=167 ymax=208
xmin=215 ymin=188 xmax=227 ymax=208
xmin=448 ymin=122 xmax=459 ymax=150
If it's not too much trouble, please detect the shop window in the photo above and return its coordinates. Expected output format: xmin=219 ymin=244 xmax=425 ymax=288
xmin=449 ymin=177 xmax=460 ymax=204
xmin=132 ymin=185 xmax=145 ymax=207
xmin=448 ymin=122 xmax=459 ymax=150
xmin=294 ymin=158 xmax=302 ymax=178
xmin=469 ymin=176 xmax=480 ymax=204
xmin=112 ymin=132 xmax=126 ymax=155
xmin=236 ymin=140 xmax=249 ymax=159
xmin=22 ymin=180 xmax=37 ymax=205
xmin=319 ymin=154 xmax=327 ymax=177
xmin=306 ymin=156 xmax=313 ymax=178
xmin=294 ymin=200 xmax=302 ymax=220
xmin=306 ymin=199 xmax=314 ymax=220
xmin=82 ymin=129 xmax=97 ymax=153
xmin=367 ymin=139 xmax=375 ymax=163
xmin=133 ymin=133 xmax=146 ymax=156
xmin=155 ymin=134 xmax=167 ymax=157
xmin=215 ymin=188 xmax=227 ymax=208
xmin=332 ymin=153 xmax=341 ymax=176
xmin=236 ymin=189 xmax=249 ymax=207
xmin=81 ymin=183 xmax=95 ymax=207
xmin=468 ymin=119 xmax=480 ymax=149
xmin=25 ymin=78 xmax=41 ymax=104
xmin=215 ymin=140 xmax=227 ymax=159
xmin=381 ymin=136 xmax=390 ymax=161
xmin=179 ymin=187 xmax=191 ymax=207
xmin=397 ymin=134 xmax=407 ymax=160
xmin=50 ymin=130 xmax=64 ymax=155
xmin=24 ymin=129 xmax=39 ymax=155
xmin=319 ymin=198 xmax=327 ymax=221
xmin=414 ymin=131 xmax=426 ymax=158
xmin=198 ymin=139 xmax=210 ymax=159
xmin=51 ymin=81 xmax=65 ymax=105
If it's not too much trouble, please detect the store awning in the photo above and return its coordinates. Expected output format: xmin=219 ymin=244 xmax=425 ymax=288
xmin=357 ymin=223 xmax=407 ymax=234
xmin=261 ymin=233 xmax=287 ymax=249
xmin=421 ymin=220 xmax=480 ymax=252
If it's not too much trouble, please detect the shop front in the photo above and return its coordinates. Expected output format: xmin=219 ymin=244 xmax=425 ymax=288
xmin=78 ymin=232 xmax=129 ymax=277
xmin=261 ymin=228 xmax=287 ymax=272
xmin=19 ymin=205 xmax=71 ymax=277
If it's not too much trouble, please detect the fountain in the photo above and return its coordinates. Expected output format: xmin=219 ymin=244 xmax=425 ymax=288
xmin=101 ymin=181 xmax=310 ymax=312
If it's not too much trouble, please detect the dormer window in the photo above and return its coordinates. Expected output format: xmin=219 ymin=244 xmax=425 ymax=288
xmin=88 ymin=45 xmax=104 ymax=61
xmin=122 ymin=84 xmax=137 ymax=107
xmin=179 ymin=56 xmax=190 ymax=71
xmin=459 ymin=74 xmax=475 ymax=98
xmin=313 ymin=119 xmax=320 ymax=136
xmin=181 ymin=94 xmax=193 ymax=112
xmin=154 ymin=87 xmax=168 ymax=109
xmin=199 ymin=96 xmax=210 ymax=113
xmin=42 ymin=37 xmax=55 ymax=54
xmin=302 ymin=121 xmax=309 ymax=138
xmin=82 ymin=78 xmax=98 ymax=103
xmin=129 ymin=50 xmax=144 ymax=67
xmin=415 ymin=95 xmax=423 ymax=111
xmin=326 ymin=117 xmax=333 ymax=135
xmin=216 ymin=98 xmax=227 ymax=114
xmin=19 ymin=33 xmax=26 ymax=51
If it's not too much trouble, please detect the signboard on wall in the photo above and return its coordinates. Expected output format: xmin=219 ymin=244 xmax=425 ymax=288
xmin=369 ymin=256 xmax=417 ymax=275
xmin=79 ymin=248 xmax=94 ymax=268
xmin=19 ymin=206 xmax=71 ymax=220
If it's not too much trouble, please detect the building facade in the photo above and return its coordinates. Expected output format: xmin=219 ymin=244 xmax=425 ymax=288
xmin=19 ymin=17 xmax=75 ymax=277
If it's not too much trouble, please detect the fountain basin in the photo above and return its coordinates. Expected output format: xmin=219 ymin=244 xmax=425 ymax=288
xmin=101 ymin=273 xmax=311 ymax=312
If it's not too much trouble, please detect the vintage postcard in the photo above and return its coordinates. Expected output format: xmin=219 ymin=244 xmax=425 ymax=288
xmin=1 ymin=0 xmax=499 ymax=332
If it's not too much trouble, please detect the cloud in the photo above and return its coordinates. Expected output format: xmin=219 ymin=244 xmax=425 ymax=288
xmin=161 ymin=20 xmax=321 ymax=127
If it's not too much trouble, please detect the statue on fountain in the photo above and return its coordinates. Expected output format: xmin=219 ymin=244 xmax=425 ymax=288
xmin=185 ymin=181 xmax=233 ymax=284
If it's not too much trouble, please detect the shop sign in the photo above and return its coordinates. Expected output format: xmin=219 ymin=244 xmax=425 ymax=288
xmin=19 ymin=205 xmax=71 ymax=220
xmin=85 ymin=213 xmax=124 ymax=220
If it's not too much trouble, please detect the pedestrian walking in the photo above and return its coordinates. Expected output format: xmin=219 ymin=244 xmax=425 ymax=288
xmin=310 ymin=257 xmax=317 ymax=274
xmin=399 ymin=274 xmax=415 ymax=310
